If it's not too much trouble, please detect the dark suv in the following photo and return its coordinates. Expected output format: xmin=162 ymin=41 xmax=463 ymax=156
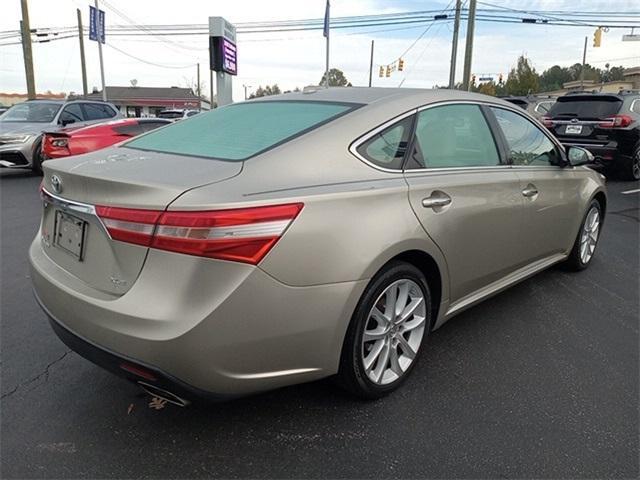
xmin=543 ymin=90 xmax=640 ymax=180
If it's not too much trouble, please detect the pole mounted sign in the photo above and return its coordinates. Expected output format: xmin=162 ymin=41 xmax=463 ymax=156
xmin=209 ymin=17 xmax=236 ymax=106
xmin=88 ymin=5 xmax=105 ymax=44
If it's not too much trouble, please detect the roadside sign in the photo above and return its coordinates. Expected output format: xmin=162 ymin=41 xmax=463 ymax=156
xmin=622 ymin=34 xmax=640 ymax=41
xmin=89 ymin=6 xmax=105 ymax=44
xmin=209 ymin=17 xmax=237 ymax=76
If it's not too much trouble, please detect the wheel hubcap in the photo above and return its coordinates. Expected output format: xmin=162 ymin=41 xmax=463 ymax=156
xmin=579 ymin=207 xmax=600 ymax=264
xmin=633 ymin=153 xmax=640 ymax=180
xmin=361 ymin=279 xmax=426 ymax=385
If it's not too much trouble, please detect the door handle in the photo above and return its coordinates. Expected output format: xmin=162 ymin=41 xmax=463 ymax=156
xmin=522 ymin=184 xmax=539 ymax=198
xmin=422 ymin=192 xmax=452 ymax=209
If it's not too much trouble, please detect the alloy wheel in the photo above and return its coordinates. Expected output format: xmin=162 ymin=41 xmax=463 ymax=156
xmin=633 ymin=152 xmax=640 ymax=180
xmin=361 ymin=279 xmax=426 ymax=385
xmin=579 ymin=206 xmax=600 ymax=264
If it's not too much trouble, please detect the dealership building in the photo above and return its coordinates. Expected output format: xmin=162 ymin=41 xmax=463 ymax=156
xmin=85 ymin=86 xmax=211 ymax=117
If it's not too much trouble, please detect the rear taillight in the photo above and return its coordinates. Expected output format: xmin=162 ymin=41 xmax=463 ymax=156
xmin=599 ymin=114 xmax=633 ymax=128
xmin=95 ymin=206 xmax=162 ymax=247
xmin=541 ymin=116 xmax=554 ymax=128
xmin=96 ymin=203 xmax=303 ymax=265
xmin=50 ymin=138 xmax=69 ymax=147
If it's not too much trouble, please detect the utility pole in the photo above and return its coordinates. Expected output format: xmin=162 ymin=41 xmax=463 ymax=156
xmin=242 ymin=84 xmax=252 ymax=100
xmin=210 ymin=69 xmax=214 ymax=109
xmin=448 ymin=0 xmax=462 ymax=89
xmin=20 ymin=0 xmax=36 ymax=99
xmin=95 ymin=0 xmax=106 ymax=101
xmin=77 ymin=9 xmax=88 ymax=97
xmin=368 ymin=40 xmax=374 ymax=87
xmin=196 ymin=63 xmax=201 ymax=97
xmin=461 ymin=0 xmax=477 ymax=91
xmin=579 ymin=36 xmax=587 ymax=90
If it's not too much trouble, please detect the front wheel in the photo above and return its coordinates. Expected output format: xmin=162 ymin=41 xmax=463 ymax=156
xmin=564 ymin=200 xmax=602 ymax=271
xmin=337 ymin=261 xmax=432 ymax=399
xmin=31 ymin=140 xmax=44 ymax=175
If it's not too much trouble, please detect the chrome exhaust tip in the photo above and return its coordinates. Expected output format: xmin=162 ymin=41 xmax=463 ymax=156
xmin=138 ymin=381 xmax=190 ymax=407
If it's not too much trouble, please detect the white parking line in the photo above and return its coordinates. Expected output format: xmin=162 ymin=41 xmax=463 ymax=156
xmin=621 ymin=189 xmax=640 ymax=195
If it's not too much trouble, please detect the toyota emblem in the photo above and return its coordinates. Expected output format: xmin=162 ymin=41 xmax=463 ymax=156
xmin=50 ymin=174 xmax=62 ymax=194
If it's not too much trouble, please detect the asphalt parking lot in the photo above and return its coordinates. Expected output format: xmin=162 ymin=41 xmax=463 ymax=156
xmin=1 ymin=169 xmax=638 ymax=479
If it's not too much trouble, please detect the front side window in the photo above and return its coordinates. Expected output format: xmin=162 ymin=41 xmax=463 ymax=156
xmin=127 ymin=101 xmax=358 ymax=160
xmin=491 ymin=107 xmax=560 ymax=166
xmin=60 ymin=104 xmax=84 ymax=124
xmin=356 ymin=116 xmax=414 ymax=170
xmin=411 ymin=104 xmax=500 ymax=169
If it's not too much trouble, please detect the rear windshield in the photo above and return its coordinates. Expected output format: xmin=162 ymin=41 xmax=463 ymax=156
xmin=549 ymin=97 xmax=622 ymax=119
xmin=127 ymin=101 xmax=358 ymax=160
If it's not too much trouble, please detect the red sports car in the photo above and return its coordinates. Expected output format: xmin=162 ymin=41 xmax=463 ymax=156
xmin=42 ymin=118 xmax=171 ymax=159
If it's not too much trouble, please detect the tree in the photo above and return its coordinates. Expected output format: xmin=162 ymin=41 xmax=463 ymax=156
xmin=476 ymin=81 xmax=497 ymax=96
xmin=249 ymin=84 xmax=282 ymax=99
xmin=504 ymin=55 xmax=539 ymax=95
xmin=539 ymin=65 xmax=572 ymax=92
xmin=319 ymin=68 xmax=352 ymax=87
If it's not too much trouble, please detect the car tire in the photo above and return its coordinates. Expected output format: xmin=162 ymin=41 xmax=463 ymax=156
xmin=620 ymin=147 xmax=640 ymax=181
xmin=337 ymin=261 xmax=432 ymax=399
xmin=31 ymin=139 xmax=44 ymax=175
xmin=564 ymin=199 xmax=602 ymax=271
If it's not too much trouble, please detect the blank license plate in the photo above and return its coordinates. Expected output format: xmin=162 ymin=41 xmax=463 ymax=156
xmin=54 ymin=210 xmax=87 ymax=260
xmin=565 ymin=125 xmax=583 ymax=134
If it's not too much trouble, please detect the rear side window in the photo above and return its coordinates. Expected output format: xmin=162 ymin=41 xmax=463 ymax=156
xmin=491 ymin=107 xmax=560 ymax=166
xmin=549 ymin=97 xmax=623 ymax=119
xmin=411 ymin=104 xmax=500 ymax=169
xmin=127 ymin=101 xmax=357 ymax=160
xmin=356 ymin=116 xmax=414 ymax=170
xmin=535 ymin=101 xmax=554 ymax=114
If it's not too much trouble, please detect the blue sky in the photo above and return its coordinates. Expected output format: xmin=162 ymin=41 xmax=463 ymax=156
xmin=1 ymin=0 xmax=639 ymax=101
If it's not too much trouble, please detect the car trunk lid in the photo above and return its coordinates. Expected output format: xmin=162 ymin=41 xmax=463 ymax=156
xmin=39 ymin=146 xmax=242 ymax=296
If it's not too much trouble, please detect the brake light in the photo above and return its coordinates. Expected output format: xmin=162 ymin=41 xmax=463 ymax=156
xmin=95 ymin=203 xmax=303 ymax=264
xmin=541 ymin=116 xmax=554 ymax=128
xmin=95 ymin=206 xmax=162 ymax=247
xmin=599 ymin=114 xmax=633 ymax=128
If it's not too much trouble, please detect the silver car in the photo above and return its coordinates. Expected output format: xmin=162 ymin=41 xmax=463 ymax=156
xmin=0 ymin=99 xmax=121 ymax=173
xmin=30 ymin=88 xmax=606 ymax=404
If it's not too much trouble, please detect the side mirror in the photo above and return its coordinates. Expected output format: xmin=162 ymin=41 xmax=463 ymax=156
xmin=60 ymin=117 xmax=75 ymax=127
xmin=566 ymin=146 xmax=594 ymax=167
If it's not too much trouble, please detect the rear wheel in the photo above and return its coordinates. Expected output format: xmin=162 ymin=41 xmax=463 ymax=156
xmin=620 ymin=148 xmax=640 ymax=181
xmin=564 ymin=200 xmax=602 ymax=271
xmin=337 ymin=261 xmax=431 ymax=399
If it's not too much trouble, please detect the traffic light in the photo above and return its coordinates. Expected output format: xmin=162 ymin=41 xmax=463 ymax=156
xmin=385 ymin=65 xmax=391 ymax=77
xmin=593 ymin=27 xmax=602 ymax=47
xmin=471 ymin=74 xmax=476 ymax=85
xmin=379 ymin=66 xmax=384 ymax=78
xmin=398 ymin=58 xmax=405 ymax=72
xmin=498 ymin=73 xmax=503 ymax=84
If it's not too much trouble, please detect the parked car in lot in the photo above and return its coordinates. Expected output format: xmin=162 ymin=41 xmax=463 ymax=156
xmin=42 ymin=118 xmax=171 ymax=160
xmin=157 ymin=109 xmax=200 ymax=121
xmin=31 ymin=88 xmax=606 ymax=404
xmin=543 ymin=90 xmax=640 ymax=180
xmin=0 ymin=99 xmax=121 ymax=173
xmin=502 ymin=95 xmax=556 ymax=120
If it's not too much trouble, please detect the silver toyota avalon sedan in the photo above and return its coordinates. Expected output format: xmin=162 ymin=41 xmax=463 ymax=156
xmin=30 ymin=88 xmax=606 ymax=404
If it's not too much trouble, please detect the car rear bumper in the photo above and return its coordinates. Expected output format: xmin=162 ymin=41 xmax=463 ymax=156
xmin=29 ymin=235 xmax=367 ymax=397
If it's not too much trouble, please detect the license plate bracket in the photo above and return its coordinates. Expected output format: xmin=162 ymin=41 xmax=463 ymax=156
xmin=565 ymin=125 xmax=583 ymax=134
xmin=54 ymin=210 xmax=87 ymax=260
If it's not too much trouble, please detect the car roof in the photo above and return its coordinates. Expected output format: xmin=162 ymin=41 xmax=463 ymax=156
xmin=255 ymin=86 xmax=516 ymax=109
